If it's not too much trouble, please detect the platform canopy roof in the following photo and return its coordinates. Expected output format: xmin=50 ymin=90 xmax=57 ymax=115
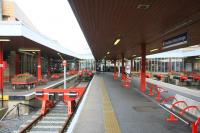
xmin=68 ymin=0 xmax=200 ymax=60
xmin=0 ymin=21 xmax=78 ymax=60
xmin=147 ymin=46 xmax=200 ymax=58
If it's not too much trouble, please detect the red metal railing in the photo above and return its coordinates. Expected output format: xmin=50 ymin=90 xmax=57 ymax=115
xmin=35 ymin=87 xmax=85 ymax=116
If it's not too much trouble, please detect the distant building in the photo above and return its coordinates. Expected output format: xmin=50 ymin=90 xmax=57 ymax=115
xmin=1 ymin=0 xmax=38 ymax=31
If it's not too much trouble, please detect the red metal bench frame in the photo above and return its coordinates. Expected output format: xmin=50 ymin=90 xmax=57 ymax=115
xmin=166 ymin=100 xmax=188 ymax=122
xmin=147 ymin=83 xmax=168 ymax=101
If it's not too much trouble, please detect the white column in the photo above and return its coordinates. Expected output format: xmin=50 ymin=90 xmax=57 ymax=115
xmin=118 ymin=61 xmax=120 ymax=77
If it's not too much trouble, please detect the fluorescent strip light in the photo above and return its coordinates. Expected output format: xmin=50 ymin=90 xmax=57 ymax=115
xmin=19 ymin=49 xmax=40 ymax=52
xmin=132 ymin=55 xmax=136 ymax=57
xmin=114 ymin=38 xmax=120 ymax=45
xmin=0 ymin=39 xmax=10 ymax=42
xmin=107 ymin=51 xmax=110 ymax=55
xmin=150 ymin=48 xmax=158 ymax=52
xmin=57 ymin=52 xmax=63 ymax=60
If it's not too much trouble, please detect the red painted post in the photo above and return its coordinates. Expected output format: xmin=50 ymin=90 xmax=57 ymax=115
xmin=148 ymin=84 xmax=154 ymax=96
xmin=141 ymin=43 xmax=146 ymax=92
xmin=156 ymin=89 xmax=161 ymax=101
xmin=121 ymin=54 xmax=125 ymax=80
xmin=192 ymin=117 xmax=200 ymax=133
xmin=37 ymin=51 xmax=42 ymax=81
xmin=192 ymin=123 xmax=198 ymax=133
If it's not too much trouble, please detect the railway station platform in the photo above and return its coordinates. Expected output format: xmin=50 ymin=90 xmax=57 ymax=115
xmin=68 ymin=73 xmax=191 ymax=133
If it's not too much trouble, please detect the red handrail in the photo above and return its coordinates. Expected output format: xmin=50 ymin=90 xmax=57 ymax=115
xmin=179 ymin=106 xmax=199 ymax=116
xmin=161 ymin=96 xmax=176 ymax=104
xmin=170 ymin=100 xmax=187 ymax=110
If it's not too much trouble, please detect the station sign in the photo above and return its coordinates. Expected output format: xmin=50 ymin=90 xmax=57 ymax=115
xmin=163 ymin=32 xmax=187 ymax=49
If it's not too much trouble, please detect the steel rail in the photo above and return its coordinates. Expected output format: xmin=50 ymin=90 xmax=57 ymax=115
xmin=18 ymin=113 xmax=43 ymax=133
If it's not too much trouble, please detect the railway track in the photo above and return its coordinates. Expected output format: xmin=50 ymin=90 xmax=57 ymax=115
xmin=14 ymin=81 xmax=89 ymax=133
xmin=17 ymin=101 xmax=68 ymax=133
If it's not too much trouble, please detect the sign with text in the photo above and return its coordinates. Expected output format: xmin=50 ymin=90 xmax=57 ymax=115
xmin=163 ymin=32 xmax=187 ymax=49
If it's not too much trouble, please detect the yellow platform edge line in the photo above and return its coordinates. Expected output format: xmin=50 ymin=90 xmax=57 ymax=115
xmin=0 ymin=95 xmax=9 ymax=100
xmin=100 ymin=78 xmax=121 ymax=133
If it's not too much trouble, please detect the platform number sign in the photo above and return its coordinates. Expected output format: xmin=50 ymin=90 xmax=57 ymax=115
xmin=163 ymin=32 xmax=187 ymax=49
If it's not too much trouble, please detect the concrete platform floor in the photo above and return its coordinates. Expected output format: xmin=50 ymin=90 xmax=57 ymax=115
xmin=71 ymin=73 xmax=191 ymax=133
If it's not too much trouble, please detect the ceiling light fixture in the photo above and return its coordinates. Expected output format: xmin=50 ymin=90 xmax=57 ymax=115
xmin=57 ymin=53 xmax=63 ymax=60
xmin=114 ymin=38 xmax=120 ymax=46
xmin=136 ymin=4 xmax=151 ymax=10
xmin=132 ymin=55 xmax=136 ymax=57
xmin=107 ymin=51 xmax=110 ymax=55
xmin=0 ymin=39 xmax=10 ymax=42
xmin=150 ymin=48 xmax=158 ymax=52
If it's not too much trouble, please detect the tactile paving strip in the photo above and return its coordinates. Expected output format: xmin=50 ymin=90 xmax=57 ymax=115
xmin=100 ymin=78 xmax=121 ymax=133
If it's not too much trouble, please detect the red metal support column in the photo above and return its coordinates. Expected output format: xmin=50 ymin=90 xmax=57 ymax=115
xmin=121 ymin=54 xmax=125 ymax=74
xmin=140 ymin=43 xmax=146 ymax=92
xmin=37 ymin=51 xmax=42 ymax=81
